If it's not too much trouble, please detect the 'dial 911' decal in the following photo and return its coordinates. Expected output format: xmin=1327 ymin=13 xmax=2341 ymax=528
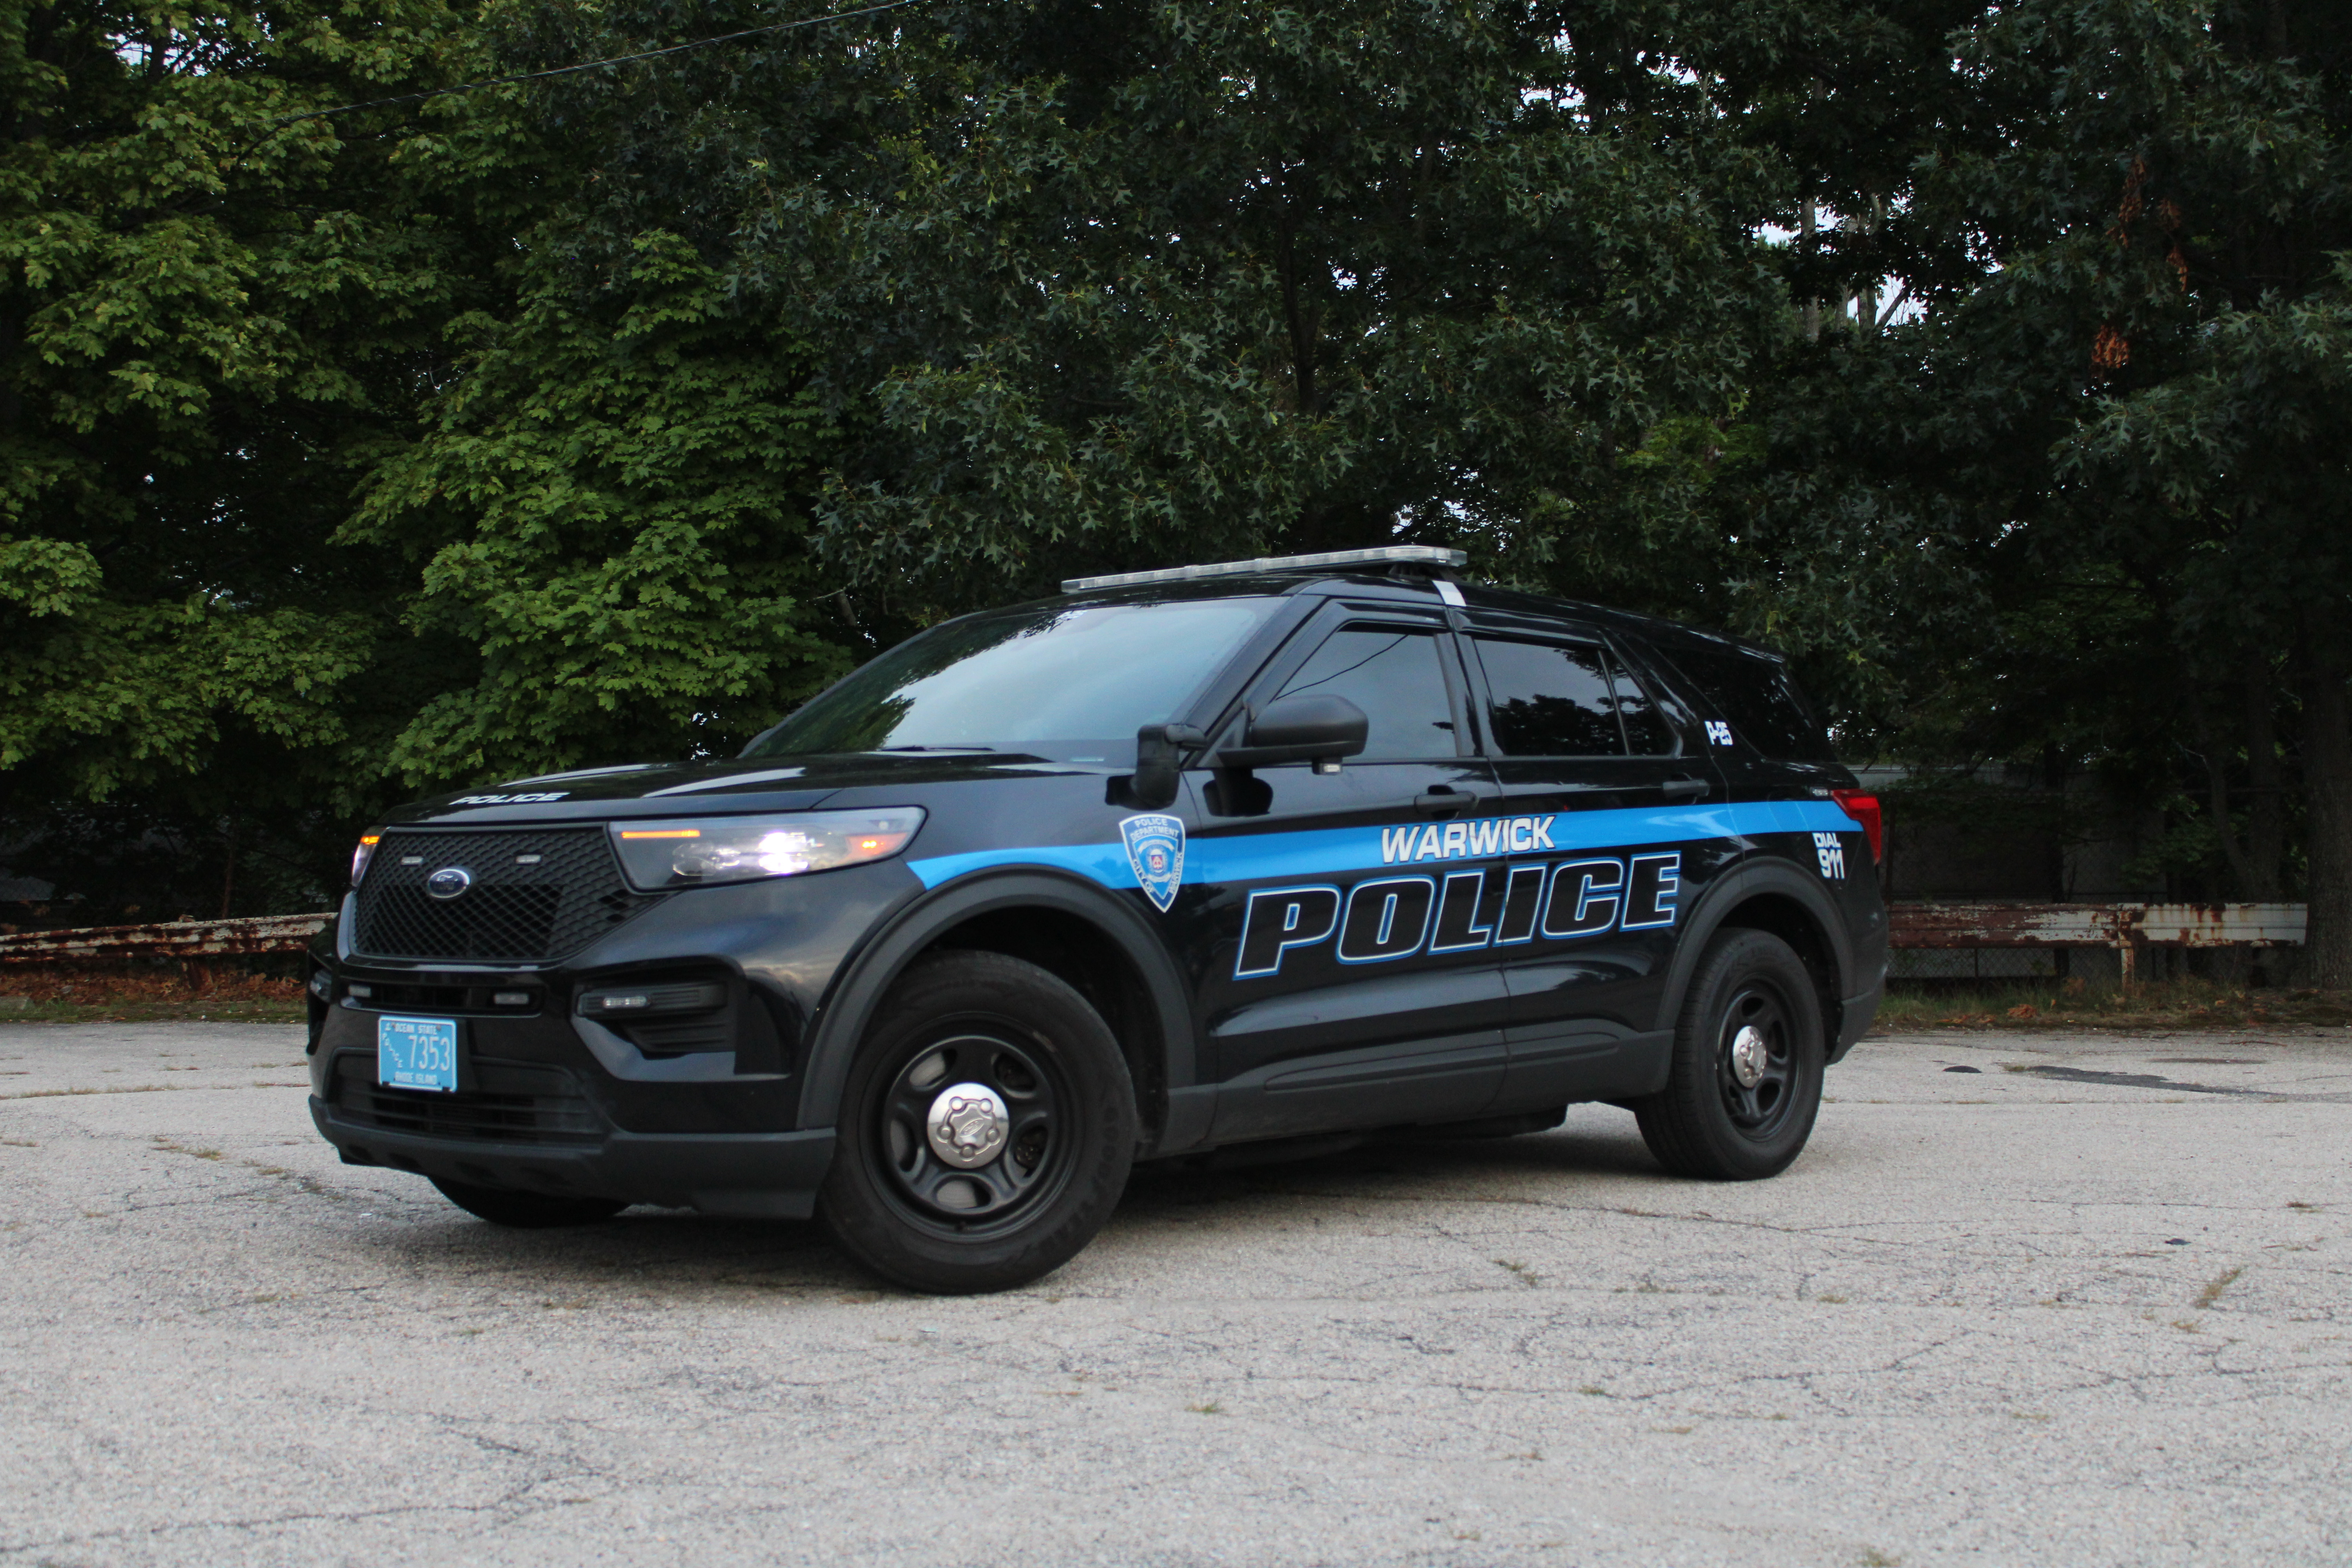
xmin=1234 ymin=851 xmax=1681 ymax=980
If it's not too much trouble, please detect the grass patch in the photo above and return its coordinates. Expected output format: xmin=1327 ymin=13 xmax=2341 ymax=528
xmin=2195 ymin=1266 xmax=2245 ymax=1308
xmin=0 ymin=964 xmax=304 ymax=1025
xmin=1873 ymin=977 xmax=2352 ymax=1034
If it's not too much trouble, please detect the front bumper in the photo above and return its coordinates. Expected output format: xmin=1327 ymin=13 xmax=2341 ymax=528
xmin=304 ymin=862 xmax=921 ymax=1212
xmin=311 ymin=1094 xmax=836 ymax=1216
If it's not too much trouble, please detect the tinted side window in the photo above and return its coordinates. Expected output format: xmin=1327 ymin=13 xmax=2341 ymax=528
xmin=1612 ymin=660 xmax=1677 ymax=755
xmin=1473 ymin=638 xmax=1623 ymax=756
xmin=1275 ymin=627 xmax=1457 ymax=760
xmin=1655 ymin=638 xmax=1835 ymax=761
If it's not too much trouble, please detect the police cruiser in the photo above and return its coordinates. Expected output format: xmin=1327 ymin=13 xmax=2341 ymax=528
xmin=307 ymin=547 xmax=1886 ymax=1293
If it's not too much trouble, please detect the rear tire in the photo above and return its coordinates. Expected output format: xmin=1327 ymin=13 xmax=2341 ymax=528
xmin=1634 ymin=929 xmax=1824 ymax=1180
xmin=819 ymin=950 xmax=1137 ymax=1294
xmin=430 ymin=1177 xmax=627 ymax=1228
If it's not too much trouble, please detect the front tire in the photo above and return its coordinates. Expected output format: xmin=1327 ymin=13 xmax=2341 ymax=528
xmin=429 ymin=1177 xmax=627 ymax=1228
xmin=819 ymin=951 xmax=1137 ymax=1294
xmin=1634 ymin=929 xmax=1825 ymax=1180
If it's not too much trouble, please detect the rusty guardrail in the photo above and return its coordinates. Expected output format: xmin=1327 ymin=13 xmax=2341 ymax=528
xmin=0 ymin=913 xmax=332 ymax=965
xmin=1888 ymin=902 xmax=2306 ymax=985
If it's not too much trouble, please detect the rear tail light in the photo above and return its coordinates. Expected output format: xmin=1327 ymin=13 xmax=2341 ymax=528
xmin=1831 ymin=790 xmax=1882 ymax=864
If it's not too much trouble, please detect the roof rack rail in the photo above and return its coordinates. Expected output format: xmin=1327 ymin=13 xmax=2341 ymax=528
xmin=1062 ymin=545 xmax=1467 ymax=595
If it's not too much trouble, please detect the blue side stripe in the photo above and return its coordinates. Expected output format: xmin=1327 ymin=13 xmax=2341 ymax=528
xmin=907 ymin=840 xmax=1142 ymax=891
xmin=906 ymin=799 xmax=1859 ymax=893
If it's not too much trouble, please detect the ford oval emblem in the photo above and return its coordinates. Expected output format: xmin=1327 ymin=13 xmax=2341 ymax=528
xmin=425 ymin=866 xmax=474 ymax=900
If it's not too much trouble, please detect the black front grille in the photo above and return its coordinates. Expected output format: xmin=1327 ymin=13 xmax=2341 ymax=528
xmin=331 ymin=1054 xmax=604 ymax=1145
xmin=349 ymin=982 xmax=543 ymax=1016
xmin=354 ymin=828 xmax=661 ymax=962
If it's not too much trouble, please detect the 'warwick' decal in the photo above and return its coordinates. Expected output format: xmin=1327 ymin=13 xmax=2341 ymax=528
xmin=1379 ymin=815 xmax=1557 ymax=864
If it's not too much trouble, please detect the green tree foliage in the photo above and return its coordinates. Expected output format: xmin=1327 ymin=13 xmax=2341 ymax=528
xmin=1945 ymin=2 xmax=2347 ymax=970
xmin=813 ymin=1 xmax=1780 ymax=621
xmin=1628 ymin=0 xmax=2352 ymax=969
xmin=0 ymin=0 xmax=509 ymax=907
xmin=348 ymin=228 xmax=846 ymax=784
xmin=6 ymin=0 xmax=2351 ymax=976
xmin=0 ymin=0 xmax=488 ymax=809
xmin=0 ymin=0 xmax=852 ymax=907
xmin=517 ymin=0 xmax=1786 ymax=626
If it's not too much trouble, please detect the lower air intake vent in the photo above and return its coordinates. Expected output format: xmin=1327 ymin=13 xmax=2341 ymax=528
xmin=331 ymin=1054 xmax=603 ymax=1145
xmin=353 ymin=828 xmax=661 ymax=962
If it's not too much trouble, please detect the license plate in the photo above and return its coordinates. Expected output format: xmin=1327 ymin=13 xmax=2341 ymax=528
xmin=377 ymin=1015 xmax=460 ymax=1094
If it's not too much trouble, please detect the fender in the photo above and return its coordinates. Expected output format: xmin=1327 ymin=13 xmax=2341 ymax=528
xmin=794 ymin=869 xmax=1198 ymax=1140
xmin=1651 ymin=853 xmax=1857 ymax=1044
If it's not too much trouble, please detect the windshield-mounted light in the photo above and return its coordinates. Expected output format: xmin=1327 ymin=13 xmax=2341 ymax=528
xmin=610 ymin=808 xmax=926 ymax=892
xmin=351 ymin=831 xmax=383 ymax=888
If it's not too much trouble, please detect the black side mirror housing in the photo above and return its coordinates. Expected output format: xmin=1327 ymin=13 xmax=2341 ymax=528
xmin=1217 ymin=695 xmax=1370 ymax=768
xmin=1113 ymin=722 xmax=1208 ymax=811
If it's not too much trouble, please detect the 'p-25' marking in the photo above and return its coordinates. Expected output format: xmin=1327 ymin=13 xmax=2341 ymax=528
xmin=1233 ymin=851 xmax=1681 ymax=980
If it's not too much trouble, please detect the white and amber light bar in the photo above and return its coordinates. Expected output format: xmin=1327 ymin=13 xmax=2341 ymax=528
xmin=1062 ymin=546 xmax=1467 ymax=595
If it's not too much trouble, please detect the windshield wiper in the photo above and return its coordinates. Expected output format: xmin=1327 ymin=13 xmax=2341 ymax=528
xmin=874 ymin=744 xmax=999 ymax=753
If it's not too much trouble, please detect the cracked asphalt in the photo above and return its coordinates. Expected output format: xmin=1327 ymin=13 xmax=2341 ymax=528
xmin=0 ymin=1022 xmax=2347 ymax=1568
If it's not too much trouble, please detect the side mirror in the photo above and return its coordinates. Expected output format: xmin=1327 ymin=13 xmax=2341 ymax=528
xmin=1114 ymin=722 xmax=1207 ymax=811
xmin=1217 ymin=695 xmax=1370 ymax=769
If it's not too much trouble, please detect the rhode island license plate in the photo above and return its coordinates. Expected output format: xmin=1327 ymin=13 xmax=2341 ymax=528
xmin=377 ymin=1015 xmax=460 ymax=1094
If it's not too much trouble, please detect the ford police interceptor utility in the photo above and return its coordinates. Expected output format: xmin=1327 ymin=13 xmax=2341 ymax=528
xmin=307 ymin=547 xmax=1886 ymax=1293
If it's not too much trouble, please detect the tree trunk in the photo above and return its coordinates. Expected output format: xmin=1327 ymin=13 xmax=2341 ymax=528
xmin=2243 ymin=656 xmax=2285 ymax=901
xmin=1800 ymin=198 xmax=1820 ymax=342
xmin=2299 ymin=642 xmax=2352 ymax=987
xmin=218 ymin=825 xmax=238 ymax=920
xmin=2205 ymin=657 xmax=2286 ymax=904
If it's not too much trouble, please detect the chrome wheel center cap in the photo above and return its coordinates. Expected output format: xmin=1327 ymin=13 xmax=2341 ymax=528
xmin=925 ymin=1083 xmax=1011 ymax=1169
xmin=1729 ymin=1026 xmax=1770 ymax=1089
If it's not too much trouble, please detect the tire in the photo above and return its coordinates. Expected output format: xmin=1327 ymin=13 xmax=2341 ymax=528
xmin=1633 ymin=929 xmax=1825 ymax=1180
xmin=429 ymin=1177 xmax=627 ymax=1228
xmin=818 ymin=950 xmax=1138 ymax=1295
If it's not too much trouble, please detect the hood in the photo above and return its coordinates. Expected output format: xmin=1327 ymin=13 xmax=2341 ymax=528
xmin=381 ymin=751 xmax=1108 ymax=827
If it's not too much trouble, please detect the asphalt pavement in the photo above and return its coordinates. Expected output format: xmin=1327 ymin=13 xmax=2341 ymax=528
xmin=0 ymin=1019 xmax=2346 ymax=1567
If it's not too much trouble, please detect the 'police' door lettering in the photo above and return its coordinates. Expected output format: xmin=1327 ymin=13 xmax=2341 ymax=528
xmin=1234 ymin=850 xmax=1682 ymax=979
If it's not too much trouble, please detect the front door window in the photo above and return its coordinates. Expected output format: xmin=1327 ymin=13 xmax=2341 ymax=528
xmin=1273 ymin=628 xmax=1459 ymax=759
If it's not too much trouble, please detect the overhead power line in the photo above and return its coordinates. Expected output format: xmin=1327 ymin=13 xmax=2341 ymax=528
xmin=268 ymin=0 xmax=924 ymax=125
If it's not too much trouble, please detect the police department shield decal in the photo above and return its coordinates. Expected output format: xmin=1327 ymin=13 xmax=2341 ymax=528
xmin=1119 ymin=814 xmax=1185 ymax=913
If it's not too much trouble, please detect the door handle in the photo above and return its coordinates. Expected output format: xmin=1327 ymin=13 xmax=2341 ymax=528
xmin=1414 ymin=787 xmax=1473 ymax=817
xmin=1661 ymin=777 xmax=1711 ymax=800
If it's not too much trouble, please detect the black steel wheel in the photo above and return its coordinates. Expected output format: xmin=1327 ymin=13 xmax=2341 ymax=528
xmin=875 ymin=1030 xmax=1072 ymax=1229
xmin=819 ymin=950 xmax=1136 ymax=1294
xmin=1633 ymin=929 xmax=1825 ymax=1180
xmin=429 ymin=1177 xmax=627 ymax=1228
xmin=1716 ymin=978 xmax=1801 ymax=1138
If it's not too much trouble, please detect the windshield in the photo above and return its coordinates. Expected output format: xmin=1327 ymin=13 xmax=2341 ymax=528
xmin=746 ymin=598 xmax=1281 ymax=762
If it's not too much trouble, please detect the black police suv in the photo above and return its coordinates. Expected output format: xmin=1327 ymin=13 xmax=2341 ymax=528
xmin=307 ymin=546 xmax=1886 ymax=1293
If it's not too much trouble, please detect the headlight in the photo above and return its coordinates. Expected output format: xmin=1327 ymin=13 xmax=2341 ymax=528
xmin=610 ymin=808 xmax=926 ymax=891
xmin=351 ymin=831 xmax=383 ymax=887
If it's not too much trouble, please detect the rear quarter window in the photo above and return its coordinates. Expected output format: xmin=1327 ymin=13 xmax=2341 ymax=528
xmin=1650 ymin=637 xmax=1836 ymax=762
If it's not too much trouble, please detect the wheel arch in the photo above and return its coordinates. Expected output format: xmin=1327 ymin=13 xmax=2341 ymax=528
xmin=1655 ymin=857 xmax=1853 ymax=1053
xmin=797 ymin=871 xmax=1195 ymax=1147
